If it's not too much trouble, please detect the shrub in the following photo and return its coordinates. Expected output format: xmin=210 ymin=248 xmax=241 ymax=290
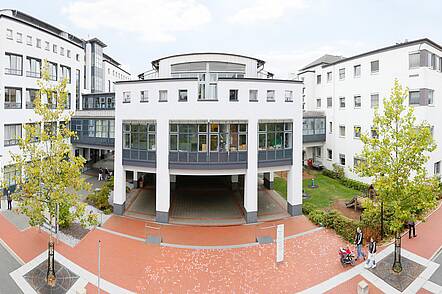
xmin=306 ymin=207 xmax=360 ymax=243
xmin=58 ymin=202 xmax=75 ymax=229
xmin=86 ymin=177 xmax=114 ymax=212
xmin=322 ymin=168 xmax=369 ymax=192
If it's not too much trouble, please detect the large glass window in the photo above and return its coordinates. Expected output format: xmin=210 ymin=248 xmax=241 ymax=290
xmin=122 ymin=122 xmax=156 ymax=151
xmin=371 ymin=94 xmax=379 ymax=108
xmin=26 ymin=88 xmax=38 ymax=109
xmin=354 ymin=65 xmax=361 ymax=77
xmin=409 ymin=52 xmax=420 ymax=68
xmin=27 ymin=57 xmax=41 ymax=78
xmin=60 ymin=65 xmax=71 ymax=83
xmin=259 ymin=122 xmax=292 ymax=150
xmin=169 ymin=123 xmax=247 ymax=152
xmin=4 ymin=124 xmax=22 ymax=146
xmin=409 ymin=91 xmax=420 ymax=105
xmin=48 ymin=62 xmax=57 ymax=81
xmin=5 ymin=53 xmax=22 ymax=76
xmin=5 ymin=87 xmax=22 ymax=109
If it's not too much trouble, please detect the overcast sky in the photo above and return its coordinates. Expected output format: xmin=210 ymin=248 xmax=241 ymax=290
xmin=3 ymin=0 xmax=442 ymax=78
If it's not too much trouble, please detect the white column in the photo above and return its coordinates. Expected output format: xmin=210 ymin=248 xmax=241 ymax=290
xmin=133 ymin=170 xmax=138 ymax=187
xmin=244 ymin=118 xmax=258 ymax=223
xmin=155 ymin=118 xmax=170 ymax=223
xmin=287 ymin=132 xmax=303 ymax=216
xmin=113 ymin=117 xmax=126 ymax=215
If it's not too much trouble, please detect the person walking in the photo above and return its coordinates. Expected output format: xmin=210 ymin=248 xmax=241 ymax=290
xmin=98 ymin=167 xmax=103 ymax=181
xmin=354 ymin=227 xmax=366 ymax=261
xmin=365 ymin=237 xmax=377 ymax=268
xmin=7 ymin=190 xmax=12 ymax=210
xmin=408 ymin=220 xmax=417 ymax=238
xmin=105 ymin=168 xmax=110 ymax=180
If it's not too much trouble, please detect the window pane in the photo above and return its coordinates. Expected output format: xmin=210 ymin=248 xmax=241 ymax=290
xmin=210 ymin=134 xmax=218 ymax=151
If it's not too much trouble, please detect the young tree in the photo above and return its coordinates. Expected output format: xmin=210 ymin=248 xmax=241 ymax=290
xmin=356 ymin=80 xmax=439 ymax=273
xmin=3 ymin=61 xmax=96 ymax=285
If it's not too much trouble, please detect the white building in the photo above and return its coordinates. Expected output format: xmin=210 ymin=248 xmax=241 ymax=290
xmin=0 ymin=9 xmax=130 ymax=192
xmin=113 ymin=53 xmax=303 ymax=223
xmin=299 ymin=38 xmax=442 ymax=182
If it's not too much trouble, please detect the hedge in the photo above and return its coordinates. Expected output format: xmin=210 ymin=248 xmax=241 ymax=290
xmin=306 ymin=208 xmax=360 ymax=243
xmin=322 ymin=168 xmax=369 ymax=192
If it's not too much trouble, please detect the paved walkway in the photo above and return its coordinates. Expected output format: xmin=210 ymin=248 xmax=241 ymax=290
xmin=0 ymin=240 xmax=23 ymax=293
xmin=2 ymin=202 xmax=442 ymax=293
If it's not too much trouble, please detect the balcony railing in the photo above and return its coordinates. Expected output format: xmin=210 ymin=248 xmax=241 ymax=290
xmin=4 ymin=102 xmax=22 ymax=109
xmin=26 ymin=71 xmax=41 ymax=78
xmin=4 ymin=139 xmax=19 ymax=146
xmin=169 ymin=151 xmax=247 ymax=169
xmin=5 ymin=68 xmax=22 ymax=76
xmin=122 ymin=149 xmax=156 ymax=167
xmin=26 ymin=101 xmax=35 ymax=109
xmin=72 ymin=134 xmax=115 ymax=147
xmin=258 ymin=148 xmax=293 ymax=167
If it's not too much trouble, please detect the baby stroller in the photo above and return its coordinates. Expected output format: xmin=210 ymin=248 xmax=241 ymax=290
xmin=339 ymin=247 xmax=355 ymax=266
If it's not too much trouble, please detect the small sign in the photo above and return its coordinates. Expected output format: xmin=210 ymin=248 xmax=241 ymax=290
xmin=276 ymin=224 xmax=284 ymax=263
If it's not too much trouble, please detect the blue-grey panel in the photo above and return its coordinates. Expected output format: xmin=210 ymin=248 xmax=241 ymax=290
xmin=303 ymin=134 xmax=326 ymax=143
xmin=239 ymin=152 xmax=247 ymax=161
xmin=258 ymin=159 xmax=293 ymax=168
xmin=198 ymin=152 xmax=207 ymax=162
xmin=169 ymin=162 xmax=247 ymax=170
xmin=148 ymin=151 xmax=156 ymax=161
xmin=139 ymin=150 xmax=147 ymax=161
xmin=130 ymin=150 xmax=139 ymax=160
xmin=188 ymin=152 xmax=197 ymax=162
xmin=123 ymin=149 xmax=130 ymax=159
xmin=123 ymin=159 xmax=156 ymax=168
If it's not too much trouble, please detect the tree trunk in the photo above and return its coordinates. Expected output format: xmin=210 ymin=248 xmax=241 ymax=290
xmin=46 ymin=215 xmax=56 ymax=286
xmin=392 ymin=231 xmax=402 ymax=273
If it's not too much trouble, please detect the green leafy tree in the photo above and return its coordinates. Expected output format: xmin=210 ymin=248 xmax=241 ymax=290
xmin=356 ymin=80 xmax=439 ymax=272
xmin=2 ymin=61 xmax=97 ymax=285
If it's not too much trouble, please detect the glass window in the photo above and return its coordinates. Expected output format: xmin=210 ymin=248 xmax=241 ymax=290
xmin=178 ymin=89 xmax=188 ymax=102
xmin=5 ymin=88 xmax=22 ymax=109
xmin=4 ymin=124 xmax=22 ymax=146
xmin=259 ymin=134 xmax=266 ymax=150
xmin=26 ymin=35 xmax=32 ymax=45
xmin=354 ymin=126 xmax=361 ymax=138
xmin=229 ymin=89 xmax=238 ymax=101
xmin=371 ymin=60 xmax=379 ymax=73
xmin=6 ymin=29 xmax=12 ymax=39
xmin=327 ymin=71 xmax=332 ymax=82
xmin=327 ymin=97 xmax=332 ymax=108
xmin=123 ymin=91 xmax=131 ymax=103
xmin=354 ymin=95 xmax=361 ymax=108
xmin=339 ymin=153 xmax=346 ymax=166
xmin=327 ymin=149 xmax=332 ymax=160
xmin=339 ymin=97 xmax=345 ymax=108
xmin=45 ymin=41 xmax=50 ymax=50
xmin=409 ymin=91 xmax=420 ymax=105
xmin=329 ymin=121 xmax=333 ymax=134
xmin=354 ymin=65 xmax=361 ymax=77
xmin=16 ymin=32 xmax=22 ymax=43
xmin=26 ymin=89 xmax=38 ymax=109
xmin=370 ymin=94 xmax=379 ymax=108
xmin=48 ymin=62 xmax=57 ymax=81
xmin=159 ymin=90 xmax=168 ymax=102
xmin=339 ymin=68 xmax=345 ymax=80
xmin=316 ymin=98 xmax=321 ymax=108
xmin=434 ymin=161 xmax=441 ymax=175
xmin=27 ymin=57 xmax=41 ymax=78
xmin=53 ymin=44 xmax=57 ymax=53
xmin=60 ymin=65 xmax=71 ymax=83
xmin=170 ymin=134 xmax=178 ymax=151
xmin=409 ymin=52 xmax=420 ymax=68
xmin=339 ymin=125 xmax=346 ymax=137
xmin=250 ymin=89 xmax=258 ymax=101
xmin=267 ymin=90 xmax=275 ymax=101
xmin=285 ymin=90 xmax=293 ymax=102
xmin=198 ymin=134 xmax=207 ymax=151
xmin=140 ymin=90 xmax=148 ymax=102
xmin=316 ymin=75 xmax=321 ymax=84
xmin=428 ymin=89 xmax=434 ymax=105
xmin=5 ymin=53 xmax=23 ymax=76
xmin=210 ymin=134 xmax=218 ymax=151
xmin=371 ymin=127 xmax=379 ymax=139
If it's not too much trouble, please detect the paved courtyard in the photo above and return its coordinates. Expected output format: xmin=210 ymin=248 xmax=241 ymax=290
xmin=126 ymin=177 xmax=289 ymax=225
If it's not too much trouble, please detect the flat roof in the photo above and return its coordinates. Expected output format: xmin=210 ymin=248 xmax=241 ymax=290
xmin=322 ymin=38 xmax=442 ymax=68
xmin=151 ymin=52 xmax=265 ymax=69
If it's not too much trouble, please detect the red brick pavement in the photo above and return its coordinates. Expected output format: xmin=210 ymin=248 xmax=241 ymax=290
xmin=325 ymin=274 xmax=383 ymax=294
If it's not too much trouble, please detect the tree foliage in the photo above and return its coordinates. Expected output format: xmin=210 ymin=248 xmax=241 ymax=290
xmin=356 ymin=80 xmax=439 ymax=233
xmin=3 ymin=61 xmax=97 ymax=228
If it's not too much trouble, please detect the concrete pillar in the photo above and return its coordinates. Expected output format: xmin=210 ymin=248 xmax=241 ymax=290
xmin=85 ymin=148 xmax=91 ymax=161
xmin=170 ymin=174 xmax=176 ymax=191
xmin=263 ymin=172 xmax=274 ymax=189
xmin=155 ymin=119 xmax=170 ymax=223
xmin=357 ymin=280 xmax=369 ymax=294
xmin=133 ymin=170 xmax=138 ymax=188
xmin=113 ymin=118 xmax=126 ymax=215
xmin=98 ymin=149 xmax=102 ymax=160
xmin=244 ymin=118 xmax=258 ymax=223
xmin=287 ymin=167 xmax=302 ymax=216
xmin=231 ymin=175 xmax=239 ymax=190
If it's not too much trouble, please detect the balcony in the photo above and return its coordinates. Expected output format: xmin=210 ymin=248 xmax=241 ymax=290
xmin=122 ymin=149 xmax=156 ymax=167
xmin=72 ymin=133 xmax=115 ymax=148
xmin=169 ymin=151 xmax=247 ymax=169
xmin=4 ymin=102 xmax=22 ymax=109
xmin=26 ymin=71 xmax=41 ymax=78
xmin=5 ymin=68 xmax=22 ymax=76
xmin=303 ymin=111 xmax=326 ymax=143
xmin=82 ymin=93 xmax=115 ymax=110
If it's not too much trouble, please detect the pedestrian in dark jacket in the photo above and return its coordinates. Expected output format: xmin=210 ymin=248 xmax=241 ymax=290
xmin=7 ymin=190 xmax=12 ymax=210
xmin=365 ymin=237 xmax=377 ymax=268
xmin=408 ymin=220 xmax=416 ymax=238
xmin=354 ymin=227 xmax=366 ymax=260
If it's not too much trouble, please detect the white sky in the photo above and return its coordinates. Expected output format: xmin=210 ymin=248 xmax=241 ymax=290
xmin=3 ymin=0 xmax=442 ymax=78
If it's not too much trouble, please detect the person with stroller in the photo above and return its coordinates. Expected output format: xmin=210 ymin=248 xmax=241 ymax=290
xmin=98 ymin=167 xmax=104 ymax=181
xmin=365 ymin=237 xmax=377 ymax=268
xmin=354 ymin=227 xmax=366 ymax=261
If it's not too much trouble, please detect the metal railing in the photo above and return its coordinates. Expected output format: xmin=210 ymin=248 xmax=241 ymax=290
xmin=5 ymin=68 xmax=22 ymax=76
xmin=4 ymin=102 xmax=22 ymax=109
xmin=26 ymin=71 xmax=41 ymax=78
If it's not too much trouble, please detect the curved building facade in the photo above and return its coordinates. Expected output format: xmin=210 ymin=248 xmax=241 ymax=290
xmin=113 ymin=53 xmax=303 ymax=223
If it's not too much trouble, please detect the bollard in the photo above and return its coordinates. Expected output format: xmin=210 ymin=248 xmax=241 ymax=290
xmin=357 ymin=280 xmax=369 ymax=294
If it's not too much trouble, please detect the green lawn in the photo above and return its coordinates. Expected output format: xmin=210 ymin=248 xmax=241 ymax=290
xmin=274 ymin=172 xmax=361 ymax=209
